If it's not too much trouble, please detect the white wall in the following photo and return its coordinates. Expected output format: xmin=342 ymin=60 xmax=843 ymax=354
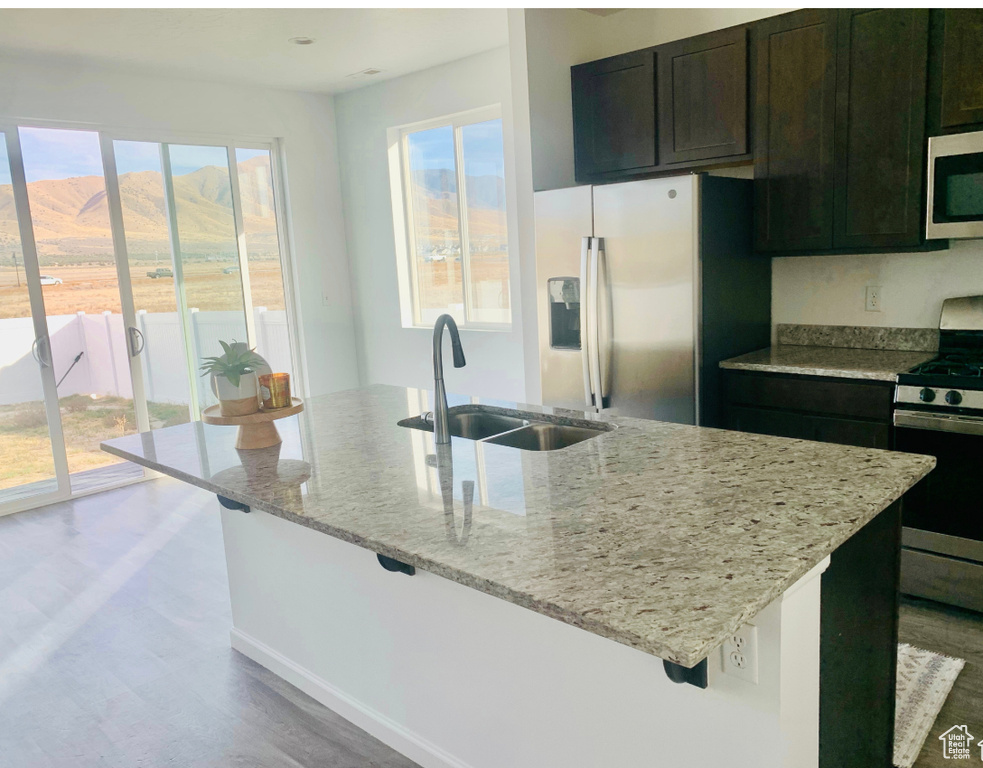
xmin=0 ymin=52 xmax=359 ymax=397
xmin=334 ymin=47 xmax=527 ymax=402
xmin=521 ymin=8 xmax=791 ymax=192
xmin=506 ymin=10 xmax=542 ymax=404
xmin=773 ymin=241 xmax=983 ymax=330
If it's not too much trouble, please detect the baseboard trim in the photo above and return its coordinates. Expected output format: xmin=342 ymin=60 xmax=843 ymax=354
xmin=230 ymin=627 xmax=472 ymax=768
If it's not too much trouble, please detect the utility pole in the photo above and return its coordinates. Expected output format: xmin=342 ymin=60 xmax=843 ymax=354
xmin=12 ymin=252 xmax=19 ymax=288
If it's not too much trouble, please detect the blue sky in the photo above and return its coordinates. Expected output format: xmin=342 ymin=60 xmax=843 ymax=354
xmin=10 ymin=128 xmax=268 ymax=182
xmin=0 ymin=141 xmax=10 ymax=186
xmin=4 ymin=121 xmax=497 ymax=185
xmin=408 ymin=119 xmax=504 ymax=178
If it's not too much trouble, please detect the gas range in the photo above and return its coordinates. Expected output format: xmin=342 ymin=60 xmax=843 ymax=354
xmin=893 ymin=295 xmax=983 ymax=614
xmin=895 ymin=296 xmax=983 ymax=424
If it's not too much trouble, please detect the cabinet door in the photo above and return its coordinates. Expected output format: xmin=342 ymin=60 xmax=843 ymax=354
xmin=752 ymin=9 xmax=838 ymax=252
xmin=938 ymin=9 xmax=983 ymax=129
xmin=833 ymin=9 xmax=929 ymax=250
xmin=572 ymin=51 xmax=657 ymax=180
xmin=657 ymin=27 xmax=748 ymax=165
xmin=725 ymin=405 xmax=890 ymax=450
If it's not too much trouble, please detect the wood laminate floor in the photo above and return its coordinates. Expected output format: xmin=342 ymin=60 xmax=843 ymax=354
xmin=899 ymin=596 xmax=983 ymax=768
xmin=0 ymin=477 xmax=979 ymax=767
xmin=0 ymin=477 xmax=419 ymax=767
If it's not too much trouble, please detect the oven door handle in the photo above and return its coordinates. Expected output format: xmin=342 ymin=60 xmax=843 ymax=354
xmin=894 ymin=409 xmax=983 ymax=436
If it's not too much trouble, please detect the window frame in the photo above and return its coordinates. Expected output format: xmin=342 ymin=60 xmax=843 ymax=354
xmin=389 ymin=105 xmax=511 ymax=330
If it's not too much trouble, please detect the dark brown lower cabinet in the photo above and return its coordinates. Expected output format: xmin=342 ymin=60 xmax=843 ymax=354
xmin=726 ymin=404 xmax=890 ymax=448
xmin=722 ymin=369 xmax=894 ymax=449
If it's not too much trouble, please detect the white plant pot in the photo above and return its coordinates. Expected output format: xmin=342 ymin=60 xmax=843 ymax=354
xmin=212 ymin=372 xmax=260 ymax=416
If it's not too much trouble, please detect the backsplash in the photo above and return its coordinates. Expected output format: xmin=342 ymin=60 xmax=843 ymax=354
xmin=776 ymin=324 xmax=939 ymax=352
xmin=772 ymin=240 xmax=983 ymax=331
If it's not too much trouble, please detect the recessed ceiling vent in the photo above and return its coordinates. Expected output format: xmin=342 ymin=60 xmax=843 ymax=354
xmin=346 ymin=68 xmax=384 ymax=80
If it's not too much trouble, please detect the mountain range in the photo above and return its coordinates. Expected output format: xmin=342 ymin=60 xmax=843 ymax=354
xmin=0 ymin=156 xmax=277 ymax=263
xmin=0 ymin=158 xmax=506 ymax=265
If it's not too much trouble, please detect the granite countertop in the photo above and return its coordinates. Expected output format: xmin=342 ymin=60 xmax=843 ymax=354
xmin=720 ymin=345 xmax=936 ymax=382
xmin=101 ymin=385 xmax=934 ymax=667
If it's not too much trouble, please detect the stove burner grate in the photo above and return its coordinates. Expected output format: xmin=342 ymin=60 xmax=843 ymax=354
xmin=907 ymin=354 xmax=983 ymax=379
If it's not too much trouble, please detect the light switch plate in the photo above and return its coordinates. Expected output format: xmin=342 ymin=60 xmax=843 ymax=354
xmin=721 ymin=623 xmax=758 ymax=684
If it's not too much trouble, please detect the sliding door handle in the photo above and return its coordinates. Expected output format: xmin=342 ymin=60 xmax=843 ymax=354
xmin=128 ymin=326 xmax=146 ymax=357
xmin=31 ymin=337 xmax=52 ymax=368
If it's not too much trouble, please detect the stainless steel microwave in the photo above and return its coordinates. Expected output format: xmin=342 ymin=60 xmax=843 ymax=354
xmin=927 ymin=131 xmax=983 ymax=239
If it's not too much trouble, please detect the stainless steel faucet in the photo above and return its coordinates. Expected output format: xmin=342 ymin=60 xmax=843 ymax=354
xmin=432 ymin=314 xmax=466 ymax=444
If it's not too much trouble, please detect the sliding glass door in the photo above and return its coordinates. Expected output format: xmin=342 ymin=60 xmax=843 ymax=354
xmin=17 ymin=127 xmax=142 ymax=493
xmin=0 ymin=122 xmax=298 ymax=514
xmin=234 ymin=147 xmax=294 ymax=375
xmin=111 ymin=140 xmax=295 ymax=419
xmin=109 ymin=139 xmax=194 ymax=429
xmin=163 ymin=144 xmax=250 ymax=412
xmin=0 ymin=129 xmax=69 ymax=508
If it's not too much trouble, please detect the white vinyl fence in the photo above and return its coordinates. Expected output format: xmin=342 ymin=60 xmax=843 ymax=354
xmin=0 ymin=308 xmax=292 ymax=406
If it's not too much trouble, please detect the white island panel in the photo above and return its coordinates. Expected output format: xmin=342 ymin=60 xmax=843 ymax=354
xmin=222 ymin=506 xmax=827 ymax=768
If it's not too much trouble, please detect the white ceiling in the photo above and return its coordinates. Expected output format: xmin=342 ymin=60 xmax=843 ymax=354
xmin=0 ymin=9 xmax=510 ymax=94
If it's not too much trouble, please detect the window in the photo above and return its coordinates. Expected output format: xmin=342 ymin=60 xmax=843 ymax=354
xmin=390 ymin=107 xmax=511 ymax=328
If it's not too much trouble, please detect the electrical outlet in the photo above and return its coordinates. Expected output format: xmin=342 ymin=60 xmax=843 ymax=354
xmin=721 ymin=624 xmax=758 ymax=684
xmin=865 ymin=285 xmax=882 ymax=312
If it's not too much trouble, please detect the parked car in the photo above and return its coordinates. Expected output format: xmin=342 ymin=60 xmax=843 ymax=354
xmin=222 ymin=265 xmax=240 ymax=274
xmin=146 ymin=267 xmax=173 ymax=279
xmin=39 ymin=275 xmax=63 ymax=285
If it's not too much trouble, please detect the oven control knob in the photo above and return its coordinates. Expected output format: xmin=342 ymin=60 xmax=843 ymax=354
xmin=945 ymin=390 xmax=963 ymax=405
xmin=919 ymin=388 xmax=936 ymax=403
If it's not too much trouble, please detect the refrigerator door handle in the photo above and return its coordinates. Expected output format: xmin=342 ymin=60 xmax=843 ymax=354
xmin=591 ymin=236 xmax=608 ymax=408
xmin=588 ymin=236 xmax=603 ymax=410
xmin=579 ymin=236 xmax=594 ymax=410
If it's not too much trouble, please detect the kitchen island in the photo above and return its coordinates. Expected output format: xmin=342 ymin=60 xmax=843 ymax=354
xmin=102 ymin=385 xmax=933 ymax=768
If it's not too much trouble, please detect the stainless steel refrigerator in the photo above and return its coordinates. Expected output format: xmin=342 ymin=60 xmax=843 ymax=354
xmin=535 ymin=174 xmax=770 ymax=427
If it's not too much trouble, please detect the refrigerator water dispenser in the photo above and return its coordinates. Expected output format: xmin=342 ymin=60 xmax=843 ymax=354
xmin=547 ymin=278 xmax=581 ymax=350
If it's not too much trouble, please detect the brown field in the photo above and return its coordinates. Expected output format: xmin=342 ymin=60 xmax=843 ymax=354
xmin=416 ymin=251 xmax=510 ymax=313
xmin=0 ymin=260 xmax=287 ymax=319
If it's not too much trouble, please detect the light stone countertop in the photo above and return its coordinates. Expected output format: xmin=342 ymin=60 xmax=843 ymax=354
xmin=101 ymin=384 xmax=934 ymax=667
xmin=720 ymin=345 xmax=936 ymax=382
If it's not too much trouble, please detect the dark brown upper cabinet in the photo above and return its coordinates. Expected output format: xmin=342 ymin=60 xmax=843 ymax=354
xmin=930 ymin=9 xmax=983 ymax=132
xmin=656 ymin=26 xmax=748 ymax=165
xmin=572 ymin=51 xmax=657 ymax=180
xmin=833 ymin=9 xmax=929 ymax=250
xmin=752 ymin=9 xmax=838 ymax=252
xmin=754 ymin=8 xmax=930 ymax=254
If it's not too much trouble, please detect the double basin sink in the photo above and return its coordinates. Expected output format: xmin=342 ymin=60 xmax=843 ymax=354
xmin=398 ymin=404 xmax=614 ymax=451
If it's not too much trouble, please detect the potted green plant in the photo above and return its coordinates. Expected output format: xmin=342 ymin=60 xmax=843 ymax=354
xmin=200 ymin=340 xmax=267 ymax=416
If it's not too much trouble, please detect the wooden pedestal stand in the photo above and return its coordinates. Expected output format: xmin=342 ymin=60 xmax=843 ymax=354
xmin=202 ymin=398 xmax=304 ymax=450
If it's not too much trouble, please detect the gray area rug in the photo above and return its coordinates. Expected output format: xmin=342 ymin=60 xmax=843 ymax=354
xmin=894 ymin=643 xmax=966 ymax=767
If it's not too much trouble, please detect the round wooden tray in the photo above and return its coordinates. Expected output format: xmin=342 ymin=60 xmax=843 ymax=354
xmin=202 ymin=398 xmax=304 ymax=449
